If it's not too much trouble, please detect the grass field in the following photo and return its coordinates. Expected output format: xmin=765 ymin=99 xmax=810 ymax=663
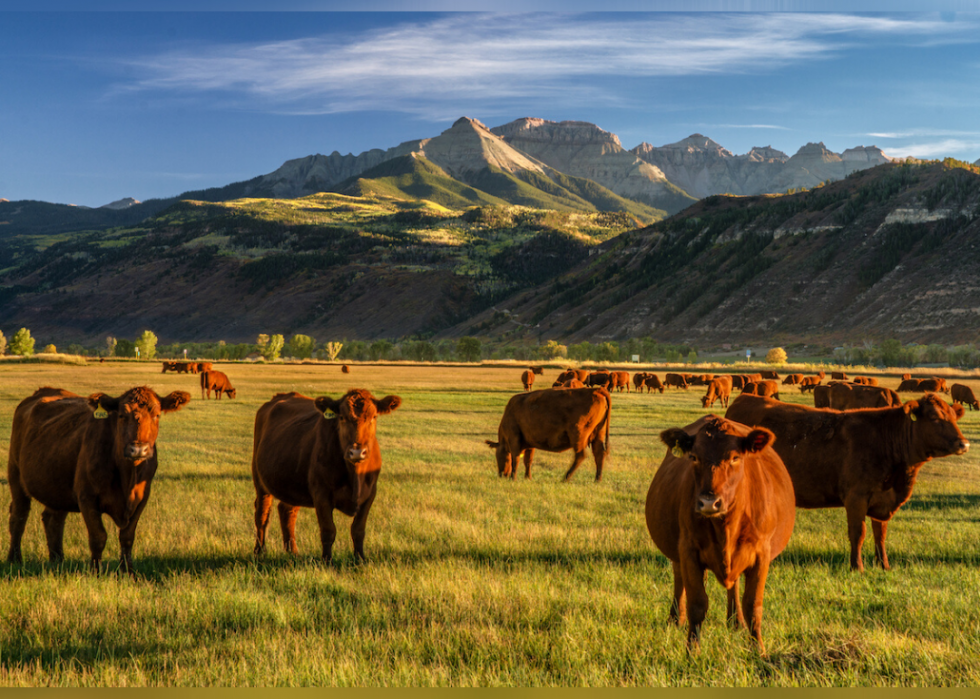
xmin=1 ymin=361 xmax=979 ymax=686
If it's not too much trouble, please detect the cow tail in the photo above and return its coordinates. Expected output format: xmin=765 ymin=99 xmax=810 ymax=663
xmin=599 ymin=387 xmax=612 ymax=453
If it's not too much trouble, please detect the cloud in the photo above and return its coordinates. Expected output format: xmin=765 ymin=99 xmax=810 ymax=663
xmin=882 ymin=139 xmax=980 ymax=159
xmin=113 ymin=13 xmax=980 ymax=116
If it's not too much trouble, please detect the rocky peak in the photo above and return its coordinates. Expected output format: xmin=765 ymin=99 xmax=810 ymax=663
xmin=841 ymin=145 xmax=892 ymax=164
xmin=790 ymin=142 xmax=840 ymax=163
xmin=491 ymin=118 xmax=621 ymax=147
xmin=742 ymin=146 xmax=789 ymax=163
xmin=101 ymin=197 xmax=140 ymax=210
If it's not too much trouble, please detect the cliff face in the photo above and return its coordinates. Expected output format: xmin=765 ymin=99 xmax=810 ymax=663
xmin=631 ymin=136 xmax=891 ymax=198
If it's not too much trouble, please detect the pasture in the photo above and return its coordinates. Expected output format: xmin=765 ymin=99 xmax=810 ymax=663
xmin=1 ymin=361 xmax=980 ymax=686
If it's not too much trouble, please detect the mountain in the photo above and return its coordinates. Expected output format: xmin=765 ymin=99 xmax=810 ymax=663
xmin=631 ymin=135 xmax=892 ymax=198
xmin=447 ymin=160 xmax=980 ymax=346
xmin=489 ymin=118 xmax=696 ymax=214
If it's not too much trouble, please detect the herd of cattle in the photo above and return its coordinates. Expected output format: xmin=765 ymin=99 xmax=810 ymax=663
xmin=3 ymin=360 xmax=976 ymax=655
xmin=504 ymin=365 xmax=975 ymax=652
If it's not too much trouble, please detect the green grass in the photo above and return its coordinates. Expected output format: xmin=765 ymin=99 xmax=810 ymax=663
xmin=1 ymin=362 xmax=979 ymax=685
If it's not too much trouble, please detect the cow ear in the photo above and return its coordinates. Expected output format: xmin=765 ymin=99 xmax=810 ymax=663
xmin=315 ymin=396 xmax=341 ymax=415
xmin=88 ymin=393 xmax=119 ymax=413
xmin=660 ymin=428 xmax=695 ymax=457
xmin=160 ymin=391 xmax=191 ymax=413
xmin=741 ymin=428 xmax=773 ymax=453
xmin=903 ymin=400 xmax=920 ymax=421
xmin=952 ymin=402 xmax=966 ymax=420
xmin=374 ymin=395 xmax=402 ymax=415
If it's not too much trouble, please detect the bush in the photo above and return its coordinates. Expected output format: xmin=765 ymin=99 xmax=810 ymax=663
xmin=766 ymin=347 xmax=788 ymax=365
xmin=10 ymin=328 xmax=35 ymax=357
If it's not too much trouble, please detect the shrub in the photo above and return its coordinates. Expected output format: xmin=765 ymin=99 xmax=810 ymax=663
xmin=10 ymin=328 xmax=35 ymax=357
xmin=766 ymin=347 xmax=788 ymax=365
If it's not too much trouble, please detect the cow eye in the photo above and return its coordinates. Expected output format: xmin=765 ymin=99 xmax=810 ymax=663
xmin=730 ymin=455 xmax=741 ymax=464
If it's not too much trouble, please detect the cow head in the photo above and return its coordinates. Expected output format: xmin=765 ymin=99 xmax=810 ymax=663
xmin=661 ymin=418 xmax=775 ymax=518
xmin=88 ymin=386 xmax=191 ymax=464
xmin=315 ymin=388 xmax=401 ymax=469
xmin=904 ymin=394 xmax=969 ymax=458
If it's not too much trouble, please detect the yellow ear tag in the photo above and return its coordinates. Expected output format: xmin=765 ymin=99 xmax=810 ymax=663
xmin=323 ymin=410 xmax=336 ymax=420
xmin=94 ymin=405 xmax=109 ymax=419
xmin=910 ymin=413 xmax=917 ymax=422
xmin=672 ymin=446 xmax=685 ymax=458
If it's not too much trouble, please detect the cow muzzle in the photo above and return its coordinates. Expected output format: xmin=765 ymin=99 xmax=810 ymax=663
xmin=345 ymin=444 xmax=369 ymax=463
xmin=696 ymin=493 xmax=726 ymax=517
xmin=125 ymin=443 xmax=153 ymax=461
xmin=954 ymin=439 xmax=970 ymax=456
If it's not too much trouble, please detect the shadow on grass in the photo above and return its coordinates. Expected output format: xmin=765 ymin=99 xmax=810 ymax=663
xmin=899 ymin=493 xmax=980 ymax=514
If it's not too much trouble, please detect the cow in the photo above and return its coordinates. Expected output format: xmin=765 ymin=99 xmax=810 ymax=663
xmin=643 ymin=375 xmax=665 ymax=394
xmin=731 ymin=375 xmax=749 ymax=390
xmin=646 ymin=416 xmax=795 ymax=654
xmin=251 ymin=389 xmax=401 ymax=563
xmin=6 ymin=386 xmax=191 ymax=573
xmin=689 ymin=374 xmax=715 ymax=387
xmin=812 ymin=384 xmax=832 ymax=409
xmin=174 ymin=362 xmax=190 ymax=374
xmin=633 ymin=372 xmax=650 ymax=391
xmin=528 ymin=366 xmax=545 ymax=376
xmin=610 ymin=371 xmax=631 ymax=393
xmin=831 ymin=371 xmax=848 ymax=380
xmin=951 ymin=384 xmax=980 ymax=411
xmin=521 ymin=369 xmax=535 ymax=391
xmin=341 ymin=365 xmax=350 ymax=374
xmin=201 ymin=370 xmax=236 ymax=400
xmin=901 ymin=373 xmax=911 ymax=381
xmin=665 ymin=373 xmax=689 ymax=390
xmin=701 ymin=376 xmax=733 ymax=410
xmin=555 ymin=379 xmax=586 ymax=389
xmin=725 ymin=393 xmax=969 ymax=571
xmin=486 ymin=387 xmax=611 ymax=482
xmin=799 ymin=376 xmax=823 ymax=393
xmin=919 ymin=378 xmax=950 ymax=394
xmin=745 ymin=373 xmax=763 ymax=385
xmin=586 ymin=371 xmax=612 ymax=389
xmin=852 ymin=376 xmax=879 ymax=387
xmin=161 ymin=361 xmax=177 ymax=373
xmin=759 ymin=370 xmax=779 ymax=380
xmin=743 ymin=380 xmax=780 ymax=400
xmin=828 ymin=383 xmax=901 ymax=410
xmin=782 ymin=374 xmax=803 ymax=385
xmin=897 ymin=379 xmax=922 ymax=392
xmin=197 ymin=362 xmax=213 ymax=374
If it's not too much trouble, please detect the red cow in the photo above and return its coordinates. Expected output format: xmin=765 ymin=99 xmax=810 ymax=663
xmin=798 ymin=375 xmax=823 ymax=393
xmin=6 ymin=386 xmax=191 ymax=573
xmin=486 ymin=387 xmax=611 ymax=481
xmin=726 ymin=393 xmax=968 ymax=571
xmin=831 ymin=371 xmax=848 ymax=380
xmin=919 ymin=378 xmax=949 ymax=394
xmin=828 ymin=383 xmax=901 ymax=410
xmin=759 ymin=370 xmax=779 ymax=380
xmin=610 ymin=371 xmax=631 ymax=393
xmin=201 ymin=370 xmax=237 ymax=400
xmin=646 ymin=416 xmax=795 ymax=653
xmin=341 ymin=364 xmax=351 ymax=374
xmin=251 ymin=389 xmax=401 ymax=563
xmin=897 ymin=379 xmax=922 ymax=392
xmin=633 ymin=372 xmax=650 ymax=391
xmin=644 ymin=375 xmax=665 ymax=394
xmin=586 ymin=371 xmax=612 ymax=388
xmin=782 ymin=374 xmax=803 ymax=385
xmin=951 ymin=383 xmax=980 ymax=411
xmin=665 ymin=373 xmax=689 ymax=390
xmin=521 ymin=369 xmax=535 ymax=391
xmin=701 ymin=376 xmax=733 ymax=410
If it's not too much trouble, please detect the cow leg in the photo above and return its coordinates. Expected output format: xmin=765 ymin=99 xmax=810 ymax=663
xmin=523 ymin=449 xmax=534 ymax=479
xmin=278 ymin=502 xmax=300 ymax=555
xmin=350 ymin=490 xmax=377 ymax=563
xmin=313 ymin=501 xmax=338 ymax=564
xmin=253 ymin=492 xmax=274 ymax=556
xmin=844 ymin=495 xmax=869 ymax=572
xmin=117 ymin=485 xmax=152 ymax=576
xmin=590 ymin=438 xmax=607 ymax=482
xmin=872 ymin=519 xmax=891 ymax=571
xmin=742 ymin=557 xmax=770 ymax=654
xmin=563 ymin=450 xmax=588 ymax=481
xmin=726 ymin=578 xmax=745 ymax=629
xmin=78 ymin=502 xmax=109 ymax=574
xmin=6 ymin=476 xmax=31 ymax=564
xmin=681 ymin=555 xmax=709 ymax=651
xmin=40 ymin=507 xmax=68 ymax=564
xmin=669 ymin=560 xmax=686 ymax=626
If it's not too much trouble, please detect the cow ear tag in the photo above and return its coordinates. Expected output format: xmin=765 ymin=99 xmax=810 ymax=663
xmin=909 ymin=412 xmax=917 ymax=422
xmin=323 ymin=410 xmax=336 ymax=420
xmin=672 ymin=445 xmax=685 ymax=458
xmin=94 ymin=405 xmax=109 ymax=419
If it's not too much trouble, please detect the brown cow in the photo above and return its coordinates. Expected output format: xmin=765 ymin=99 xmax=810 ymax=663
xmin=201 ymin=370 xmax=237 ymax=400
xmin=782 ymin=374 xmax=803 ymax=385
xmin=646 ymin=416 xmax=795 ymax=653
xmin=901 ymin=373 xmax=911 ymax=381
xmin=743 ymin=380 xmax=780 ymax=400
xmin=643 ymin=375 xmax=665 ymax=394
xmin=251 ymin=389 xmax=401 ymax=563
xmin=528 ymin=366 xmax=545 ymax=376
xmin=919 ymin=378 xmax=950 ymax=394
xmin=161 ymin=361 xmax=177 ymax=373
xmin=6 ymin=386 xmax=191 ymax=573
xmin=798 ymin=375 xmax=823 ymax=393
xmin=828 ymin=383 xmax=900 ymax=410
xmin=731 ymin=375 xmax=748 ymax=390
xmin=812 ymin=384 xmax=832 ymax=409
xmin=689 ymin=374 xmax=715 ymax=387
xmin=897 ymin=379 xmax=922 ymax=392
xmin=554 ymin=378 xmax=586 ymax=389
xmin=633 ymin=372 xmax=650 ymax=391
xmin=586 ymin=371 xmax=612 ymax=388
xmin=701 ymin=376 xmax=733 ymax=410
xmin=665 ymin=373 xmax=689 ymax=390
xmin=341 ymin=364 xmax=350 ymax=374
xmin=486 ymin=387 xmax=611 ymax=481
xmin=951 ymin=383 xmax=980 ymax=411
xmin=174 ymin=362 xmax=190 ymax=374
xmin=198 ymin=362 xmax=213 ymax=373
xmin=831 ymin=371 xmax=848 ymax=380
xmin=759 ymin=370 xmax=779 ymax=380
xmin=611 ymin=371 xmax=631 ymax=393
xmin=852 ymin=376 xmax=879 ymax=387
xmin=726 ymin=393 xmax=968 ymax=571
xmin=521 ymin=369 xmax=535 ymax=391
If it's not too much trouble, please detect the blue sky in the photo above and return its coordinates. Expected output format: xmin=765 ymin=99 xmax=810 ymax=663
xmin=3 ymin=4 xmax=980 ymax=207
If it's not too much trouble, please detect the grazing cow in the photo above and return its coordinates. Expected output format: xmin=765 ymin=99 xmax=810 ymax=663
xmin=6 ymin=386 xmax=191 ymax=573
xmin=901 ymin=373 xmax=911 ymax=381
xmin=665 ymin=373 xmax=689 ymax=390
xmin=799 ymin=376 xmax=823 ymax=393
xmin=828 ymin=383 xmax=900 ymax=410
xmin=725 ymin=393 xmax=968 ymax=571
xmin=161 ymin=361 xmax=177 ymax=373
xmin=951 ymin=383 xmax=980 ymax=411
xmin=251 ymin=389 xmax=401 ymax=563
xmin=852 ymin=376 xmax=879 ymax=387
xmin=919 ymin=378 xmax=950 ymax=394
xmin=759 ymin=370 xmax=779 ymax=380
xmin=643 ymin=375 xmax=665 ymax=394
xmin=528 ymin=366 xmax=545 ymax=376
xmin=689 ymin=374 xmax=715 ymax=387
xmin=782 ymin=374 xmax=803 ymax=385
xmin=633 ymin=372 xmax=650 ymax=391
xmin=341 ymin=364 xmax=350 ymax=374
xmin=831 ymin=371 xmax=848 ymax=381
xmin=486 ymin=387 xmax=611 ymax=481
xmin=201 ymin=370 xmax=237 ymax=400
xmin=587 ymin=371 xmax=612 ymax=388
xmin=521 ymin=370 xmax=535 ymax=392
xmin=646 ymin=416 xmax=795 ymax=653
xmin=701 ymin=376 xmax=733 ymax=410
xmin=174 ymin=362 xmax=190 ymax=374
xmin=897 ymin=378 xmax=923 ymax=392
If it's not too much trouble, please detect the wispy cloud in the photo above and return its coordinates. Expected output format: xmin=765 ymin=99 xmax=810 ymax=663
xmin=868 ymin=129 xmax=980 ymax=139
xmin=883 ymin=139 xmax=980 ymax=159
xmin=112 ymin=13 xmax=980 ymax=116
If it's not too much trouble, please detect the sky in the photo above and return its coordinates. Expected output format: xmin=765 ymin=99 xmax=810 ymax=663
xmin=3 ymin=2 xmax=980 ymax=208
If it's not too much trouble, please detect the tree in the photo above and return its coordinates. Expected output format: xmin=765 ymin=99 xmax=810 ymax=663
xmin=135 ymin=330 xmax=159 ymax=361
xmin=263 ymin=334 xmax=285 ymax=360
xmin=0 ymin=329 xmax=6 ymax=356
xmin=324 ymin=342 xmax=343 ymax=361
xmin=42 ymin=344 xmax=57 ymax=354
xmin=457 ymin=336 xmax=482 ymax=362
xmin=256 ymin=334 xmax=270 ymax=349
xmin=10 ymin=328 xmax=35 ymax=356
xmin=105 ymin=336 xmax=117 ymax=358
xmin=115 ymin=339 xmax=135 ymax=357
xmin=766 ymin=347 xmax=788 ymax=365
xmin=537 ymin=339 xmax=568 ymax=360
xmin=289 ymin=334 xmax=315 ymax=359
xmin=369 ymin=339 xmax=395 ymax=361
